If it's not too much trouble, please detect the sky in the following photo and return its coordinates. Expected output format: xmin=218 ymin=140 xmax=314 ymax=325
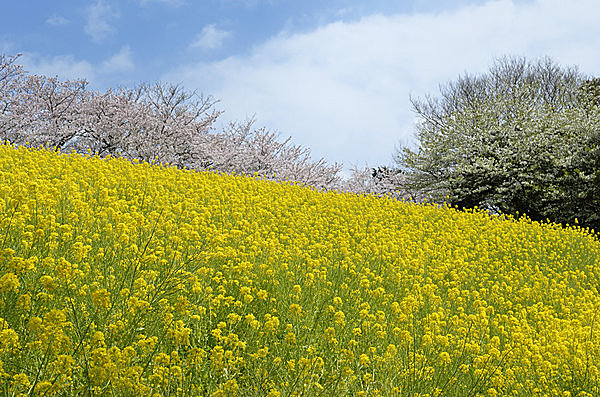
xmin=2 ymin=0 xmax=600 ymax=172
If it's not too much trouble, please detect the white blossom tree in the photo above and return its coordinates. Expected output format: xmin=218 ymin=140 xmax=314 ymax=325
xmin=397 ymin=56 xmax=600 ymax=230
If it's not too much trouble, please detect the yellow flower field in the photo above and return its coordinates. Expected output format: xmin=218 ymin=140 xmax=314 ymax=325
xmin=0 ymin=144 xmax=599 ymax=396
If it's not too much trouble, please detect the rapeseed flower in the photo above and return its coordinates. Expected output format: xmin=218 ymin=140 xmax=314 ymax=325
xmin=0 ymin=144 xmax=599 ymax=395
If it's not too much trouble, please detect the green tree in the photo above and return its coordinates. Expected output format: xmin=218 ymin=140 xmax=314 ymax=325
xmin=397 ymin=56 xmax=600 ymax=232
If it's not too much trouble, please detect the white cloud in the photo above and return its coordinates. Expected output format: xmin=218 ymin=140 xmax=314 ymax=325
xmin=167 ymin=0 xmax=600 ymax=169
xmin=102 ymin=46 xmax=135 ymax=73
xmin=17 ymin=49 xmax=136 ymax=90
xmin=46 ymin=14 xmax=69 ymax=27
xmin=19 ymin=54 xmax=95 ymax=83
xmin=190 ymin=24 xmax=232 ymax=50
xmin=85 ymin=1 xmax=118 ymax=43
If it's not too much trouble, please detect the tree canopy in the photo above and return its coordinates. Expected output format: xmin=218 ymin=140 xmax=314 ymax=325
xmin=397 ymin=56 xmax=600 ymax=232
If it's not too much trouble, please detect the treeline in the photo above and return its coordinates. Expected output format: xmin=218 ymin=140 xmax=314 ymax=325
xmin=0 ymin=54 xmax=359 ymax=192
xmin=2 ymin=53 xmax=599 ymax=232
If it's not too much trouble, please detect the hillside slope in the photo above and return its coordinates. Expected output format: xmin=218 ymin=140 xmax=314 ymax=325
xmin=1 ymin=144 xmax=599 ymax=396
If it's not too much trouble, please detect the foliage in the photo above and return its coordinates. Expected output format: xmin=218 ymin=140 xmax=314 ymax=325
xmin=1 ymin=144 xmax=599 ymax=395
xmin=397 ymin=56 xmax=600 ymax=232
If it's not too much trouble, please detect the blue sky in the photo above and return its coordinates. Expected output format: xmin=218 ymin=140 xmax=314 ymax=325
xmin=2 ymin=0 xmax=600 ymax=171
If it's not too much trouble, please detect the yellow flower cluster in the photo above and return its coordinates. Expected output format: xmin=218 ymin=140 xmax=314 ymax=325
xmin=0 ymin=143 xmax=599 ymax=396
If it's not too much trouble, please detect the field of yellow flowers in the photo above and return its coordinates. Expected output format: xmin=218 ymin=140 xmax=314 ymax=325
xmin=0 ymin=144 xmax=599 ymax=396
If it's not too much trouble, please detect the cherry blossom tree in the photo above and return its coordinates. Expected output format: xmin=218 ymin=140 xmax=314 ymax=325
xmin=207 ymin=119 xmax=342 ymax=190
xmin=0 ymin=53 xmax=350 ymax=191
xmin=1 ymin=54 xmax=89 ymax=149
xmin=0 ymin=54 xmax=27 ymax=142
xmin=120 ymin=82 xmax=221 ymax=167
xmin=15 ymin=74 xmax=88 ymax=150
